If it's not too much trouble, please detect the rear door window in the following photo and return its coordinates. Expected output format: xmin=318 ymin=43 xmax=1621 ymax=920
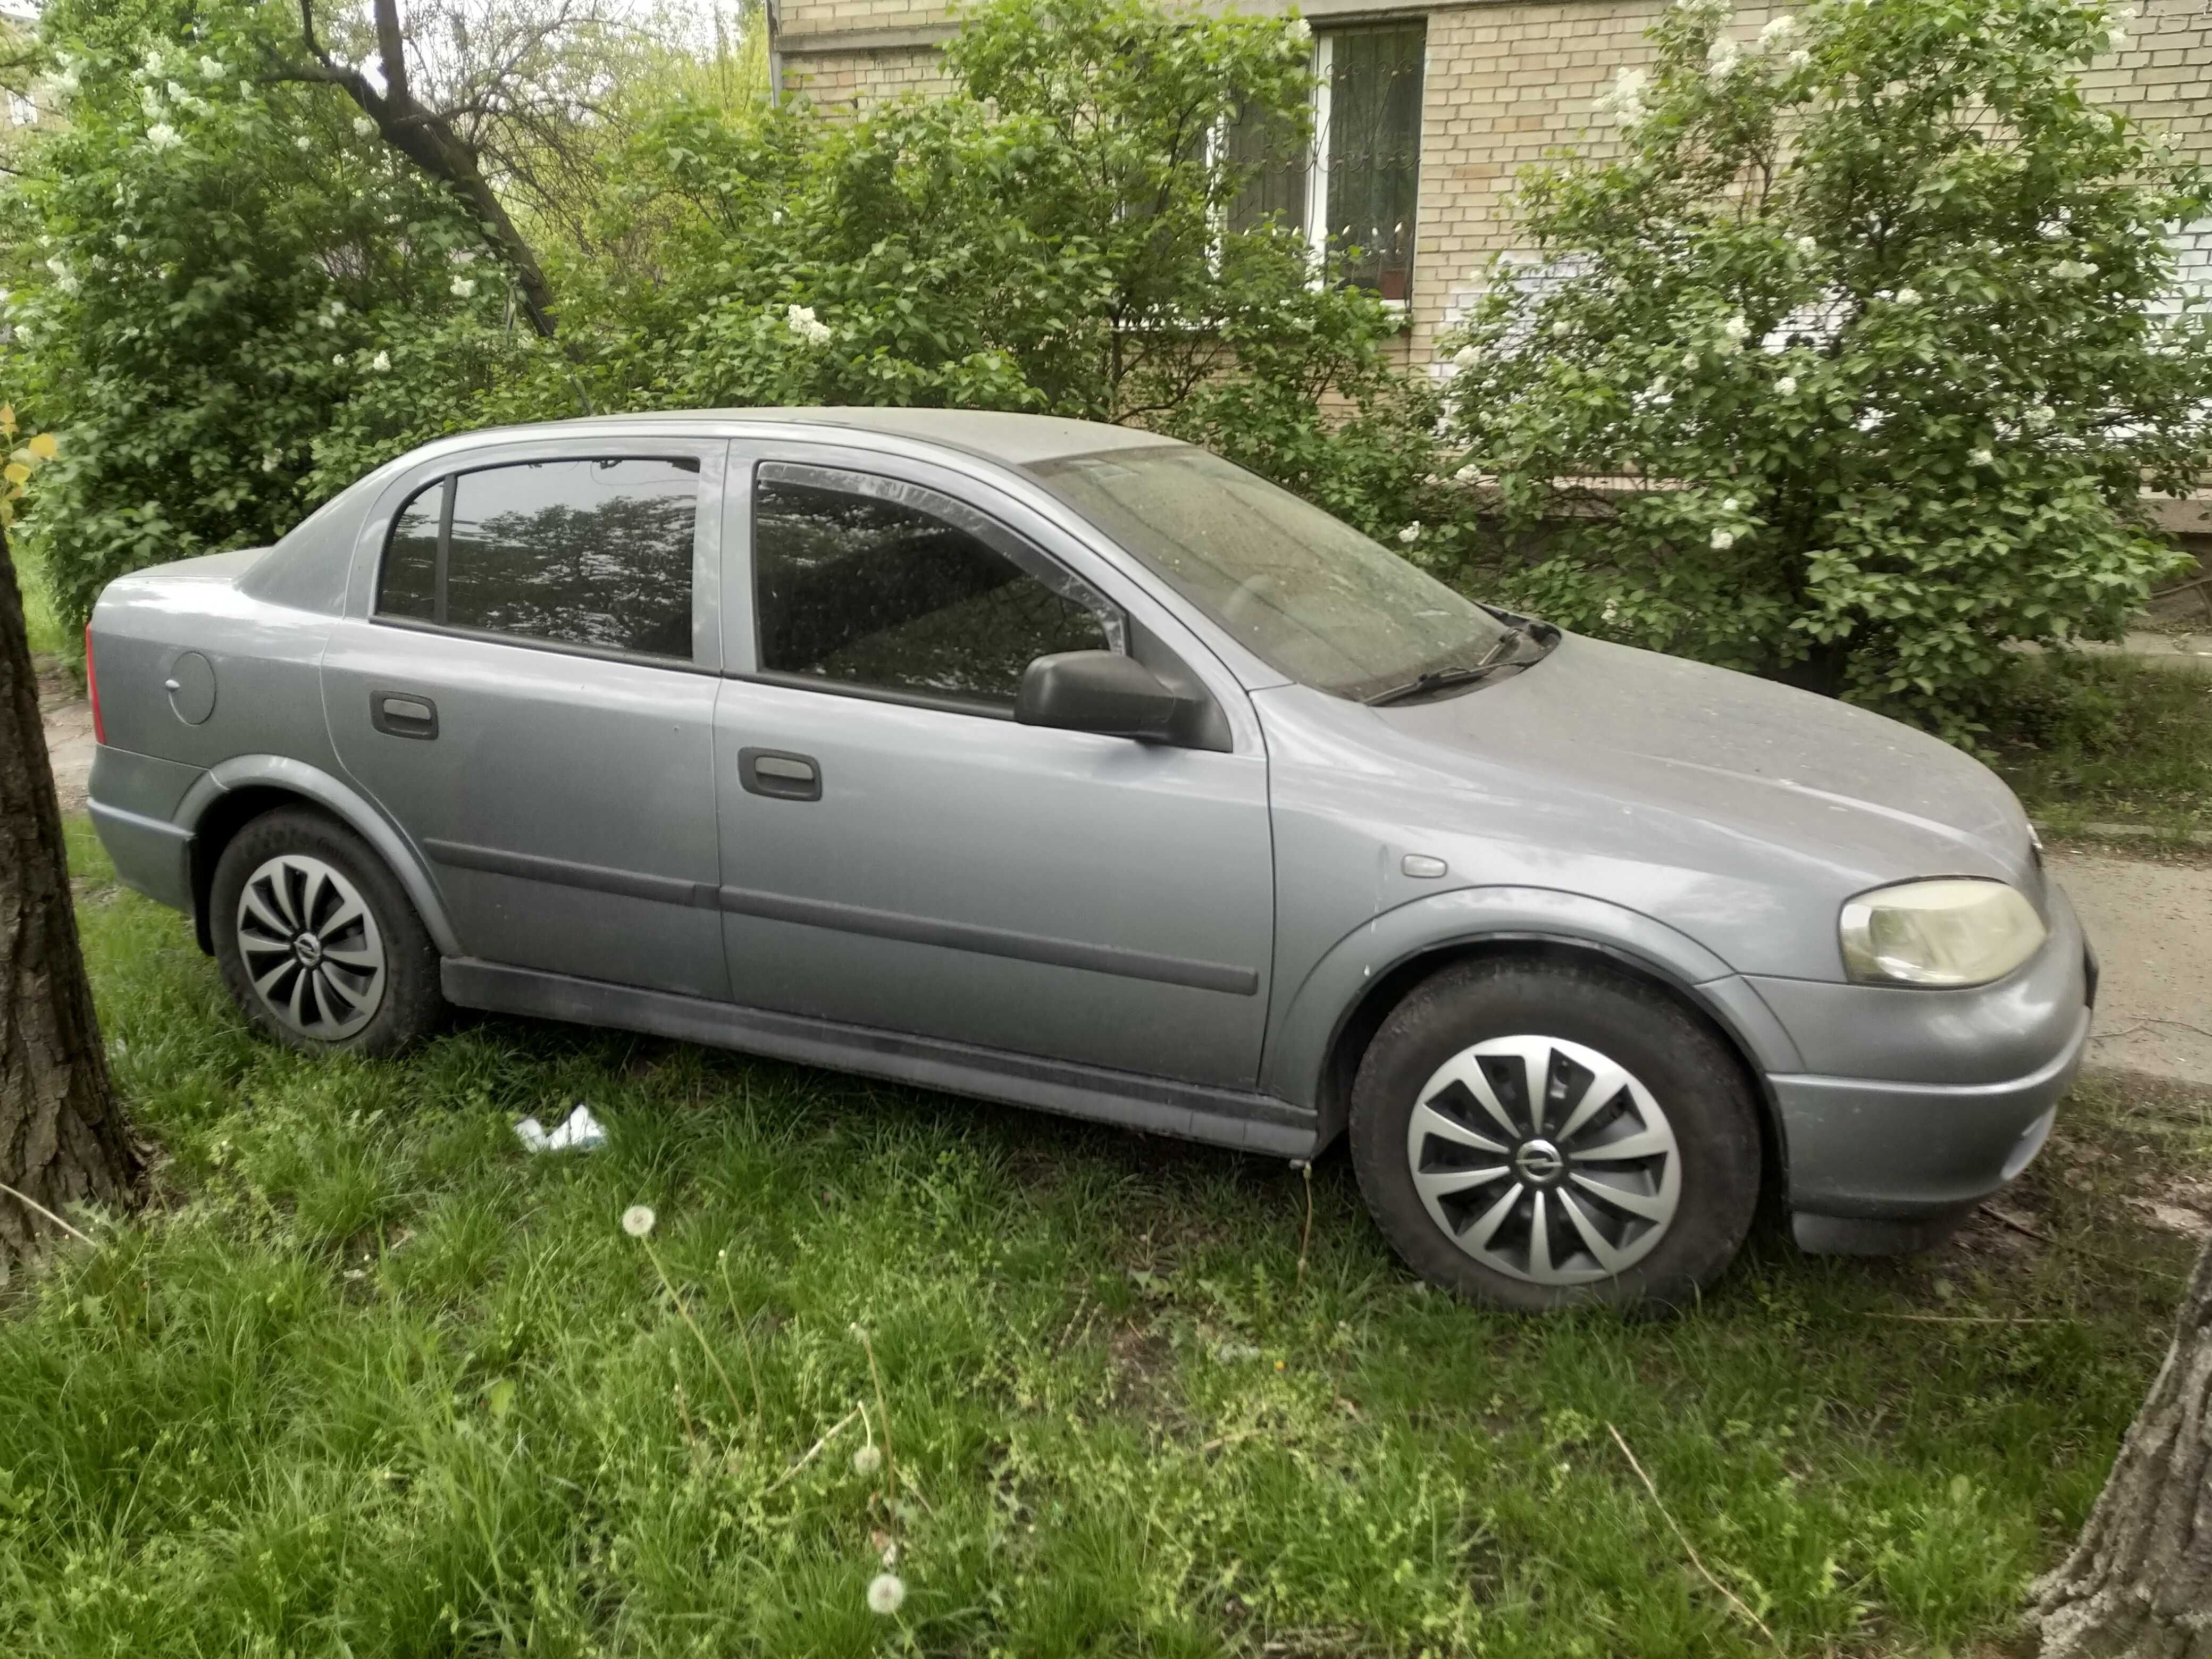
xmin=375 ymin=457 xmax=701 ymax=660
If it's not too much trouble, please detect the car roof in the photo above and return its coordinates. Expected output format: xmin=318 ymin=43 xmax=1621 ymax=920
xmin=472 ymin=407 xmax=1185 ymax=468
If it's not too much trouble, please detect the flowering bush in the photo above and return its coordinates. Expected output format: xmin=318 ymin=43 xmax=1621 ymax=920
xmin=5 ymin=2 xmax=497 ymax=631
xmin=1436 ymin=0 xmax=2212 ymax=732
xmin=583 ymin=0 xmax=1412 ymax=485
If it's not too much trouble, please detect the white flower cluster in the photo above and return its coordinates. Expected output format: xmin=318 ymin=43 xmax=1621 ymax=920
xmin=1284 ymin=17 xmax=1312 ymax=50
xmin=44 ymin=255 xmax=79 ymax=297
xmin=785 ymin=303 xmax=832 ymax=346
xmin=451 ymin=276 xmax=477 ymax=299
xmin=40 ymin=56 xmax=81 ymax=104
xmin=354 ymin=115 xmax=378 ymax=139
xmin=1759 ymin=14 xmax=1797 ymax=47
xmin=1594 ymin=66 xmax=1650 ymax=127
xmin=2050 ymin=258 xmax=2098 ymax=280
xmin=1706 ymin=36 xmax=1744 ymax=79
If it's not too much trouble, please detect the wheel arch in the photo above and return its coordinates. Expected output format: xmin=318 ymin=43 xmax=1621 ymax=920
xmin=1269 ymin=887 xmax=1799 ymax=1176
xmin=179 ymin=757 xmax=458 ymax=958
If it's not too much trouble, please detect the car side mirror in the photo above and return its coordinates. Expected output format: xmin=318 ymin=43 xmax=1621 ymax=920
xmin=1015 ymin=650 xmax=1195 ymax=742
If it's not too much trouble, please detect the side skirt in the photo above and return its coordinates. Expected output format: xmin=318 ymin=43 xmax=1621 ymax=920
xmin=442 ymin=958 xmax=1318 ymax=1160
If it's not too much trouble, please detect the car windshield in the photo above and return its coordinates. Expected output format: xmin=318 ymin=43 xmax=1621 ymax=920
xmin=1028 ymin=446 xmax=1513 ymax=701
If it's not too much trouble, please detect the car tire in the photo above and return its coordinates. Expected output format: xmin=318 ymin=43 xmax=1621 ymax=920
xmin=211 ymin=806 xmax=446 ymax=1058
xmin=1349 ymin=956 xmax=1762 ymax=1314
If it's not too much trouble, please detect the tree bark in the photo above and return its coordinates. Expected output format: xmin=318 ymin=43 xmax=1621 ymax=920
xmin=0 ymin=520 xmax=140 ymax=1267
xmin=2031 ymin=1238 xmax=2212 ymax=1658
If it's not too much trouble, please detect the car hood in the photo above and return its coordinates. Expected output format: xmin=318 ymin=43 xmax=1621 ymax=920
xmin=1364 ymin=634 xmax=2038 ymax=890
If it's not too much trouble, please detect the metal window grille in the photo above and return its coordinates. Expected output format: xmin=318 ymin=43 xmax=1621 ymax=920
xmin=1222 ymin=24 xmax=1425 ymax=301
xmin=1322 ymin=26 xmax=1425 ymax=301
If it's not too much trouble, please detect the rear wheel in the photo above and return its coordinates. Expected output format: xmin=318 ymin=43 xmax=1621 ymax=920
xmin=1349 ymin=956 xmax=1761 ymax=1313
xmin=211 ymin=807 xmax=445 ymax=1057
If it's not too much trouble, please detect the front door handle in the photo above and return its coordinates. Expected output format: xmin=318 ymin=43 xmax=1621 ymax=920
xmin=739 ymin=747 xmax=821 ymax=801
xmin=370 ymin=690 xmax=439 ymax=740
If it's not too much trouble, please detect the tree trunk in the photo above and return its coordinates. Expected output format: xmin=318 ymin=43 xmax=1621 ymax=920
xmin=0 ymin=519 xmax=140 ymax=1267
xmin=2030 ymin=1238 xmax=2212 ymax=1658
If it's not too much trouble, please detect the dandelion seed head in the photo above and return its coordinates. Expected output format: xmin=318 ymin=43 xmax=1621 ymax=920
xmin=867 ymin=1573 xmax=907 ymax=1615
xmin=853 ymin=1443 xmax=883 ymax=1476
xmin=622 ymin=1204 xmax=657 ymax=1238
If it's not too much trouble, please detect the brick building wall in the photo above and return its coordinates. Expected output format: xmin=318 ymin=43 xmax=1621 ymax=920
xmin=775 ymin=0 xmax=2212 ymax=361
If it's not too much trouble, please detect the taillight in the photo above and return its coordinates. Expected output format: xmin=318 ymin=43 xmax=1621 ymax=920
xmin=83 ymin=622 xmax=105 ymax=744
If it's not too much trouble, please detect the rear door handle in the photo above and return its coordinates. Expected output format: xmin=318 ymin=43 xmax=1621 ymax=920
xmin=370 ymin=690 xmax=439 ymax=740
xmin=739 ymin=747 xmax=820 ymax=801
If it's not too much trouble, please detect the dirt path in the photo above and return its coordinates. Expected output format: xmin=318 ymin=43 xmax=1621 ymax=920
xmin=33 ymin=653 xmax=93 ymax=817
xmin=2048 ymin=849 xmax=2212 ymax=1087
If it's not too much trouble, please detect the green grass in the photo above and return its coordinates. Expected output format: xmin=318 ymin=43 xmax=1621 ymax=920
xmin=3 ymin=820 xmax=2206 ymax=1657
xmin=1988 ymin=652 xmax=2212 ymax=836
xmin=11 ymin=534 xmax=69 ymax=661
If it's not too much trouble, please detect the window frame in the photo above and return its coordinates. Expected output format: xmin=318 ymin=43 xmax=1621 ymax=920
xmin=1221 ymin=22 xmax=1426 ymax=309
xmin=365 ymin=446 xmax=721 ymax=674
xmin=744 ymin=459 xmax=1131 ymax=723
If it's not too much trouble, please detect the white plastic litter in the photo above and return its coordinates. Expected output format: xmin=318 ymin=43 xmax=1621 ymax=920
xmin=513 ymin=1103 xmax=608 ymax=1154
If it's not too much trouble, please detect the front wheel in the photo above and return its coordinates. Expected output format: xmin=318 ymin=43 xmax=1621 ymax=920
xmin=1348 ymin=956 xmax=1762 ymax=1314
xmin=211 ymin=806 xmax=446 ymax=1057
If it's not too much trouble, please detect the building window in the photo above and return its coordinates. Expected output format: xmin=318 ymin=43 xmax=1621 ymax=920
xmin=1227 ymin=23 xmax=1426 ymax=303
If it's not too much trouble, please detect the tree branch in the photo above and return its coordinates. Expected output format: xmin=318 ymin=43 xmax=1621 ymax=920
xmin=281 ymin=0 xmax=564 ymax=339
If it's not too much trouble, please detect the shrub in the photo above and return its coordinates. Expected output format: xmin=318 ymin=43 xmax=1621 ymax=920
xmin=4 ymin=5 xmax=493 ymax=632
xmin=1435 ymin=0 xmax=2212 ymax=735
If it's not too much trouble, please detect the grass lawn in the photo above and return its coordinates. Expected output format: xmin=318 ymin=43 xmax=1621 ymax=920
xmin=3 ymin=830 xmax=2209 ymax=1657
xmin=1988 ymin=652 xmax=2212 ymax=837
xmin=10 ymin=535 xmax=69 ymax=662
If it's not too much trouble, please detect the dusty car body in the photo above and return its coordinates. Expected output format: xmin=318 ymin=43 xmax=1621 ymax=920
xmin=85 ymin=408 xmax=2093 ymax=1310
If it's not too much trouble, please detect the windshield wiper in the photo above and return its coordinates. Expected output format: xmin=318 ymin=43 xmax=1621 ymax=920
xmin=1364 ymin=630 xmax=1526 ymax=707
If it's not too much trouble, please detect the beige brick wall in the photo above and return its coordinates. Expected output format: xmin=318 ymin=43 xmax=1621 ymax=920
xmin=779 ymin=0 xmax=2212 ymax=350
xmin=780 ymin=42 xmax=950 ymax=110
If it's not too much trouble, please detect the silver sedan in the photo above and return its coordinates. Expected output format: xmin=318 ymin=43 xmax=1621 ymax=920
xmin=85 ymin=408 xmax=2092 ymax=1311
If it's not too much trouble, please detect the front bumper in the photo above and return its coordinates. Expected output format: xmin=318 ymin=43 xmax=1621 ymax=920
xmin=1756 ymin=883 xmax=2094 ymax=1253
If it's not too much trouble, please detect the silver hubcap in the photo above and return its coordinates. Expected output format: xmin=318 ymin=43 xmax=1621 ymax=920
xmin=235 ymin=854 xmax=386 ymax=1040
xmin=1405 ymin=1034 xmax=1681 ymax=1286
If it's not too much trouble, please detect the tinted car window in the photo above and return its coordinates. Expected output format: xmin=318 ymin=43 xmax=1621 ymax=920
xmin=753 ymin=472 xmax=1113 ymax=706
xmin=445 ymin=459 xmax=699 ymax=658
xmin=375 ymin=457 xmax=701 ymax=659
xmin=379 ymin=481 xmax=441 ymax=621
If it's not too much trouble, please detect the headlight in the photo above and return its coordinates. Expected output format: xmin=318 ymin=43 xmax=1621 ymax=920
xmin=1839 ymin=878 xmax=2047 ymax=987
